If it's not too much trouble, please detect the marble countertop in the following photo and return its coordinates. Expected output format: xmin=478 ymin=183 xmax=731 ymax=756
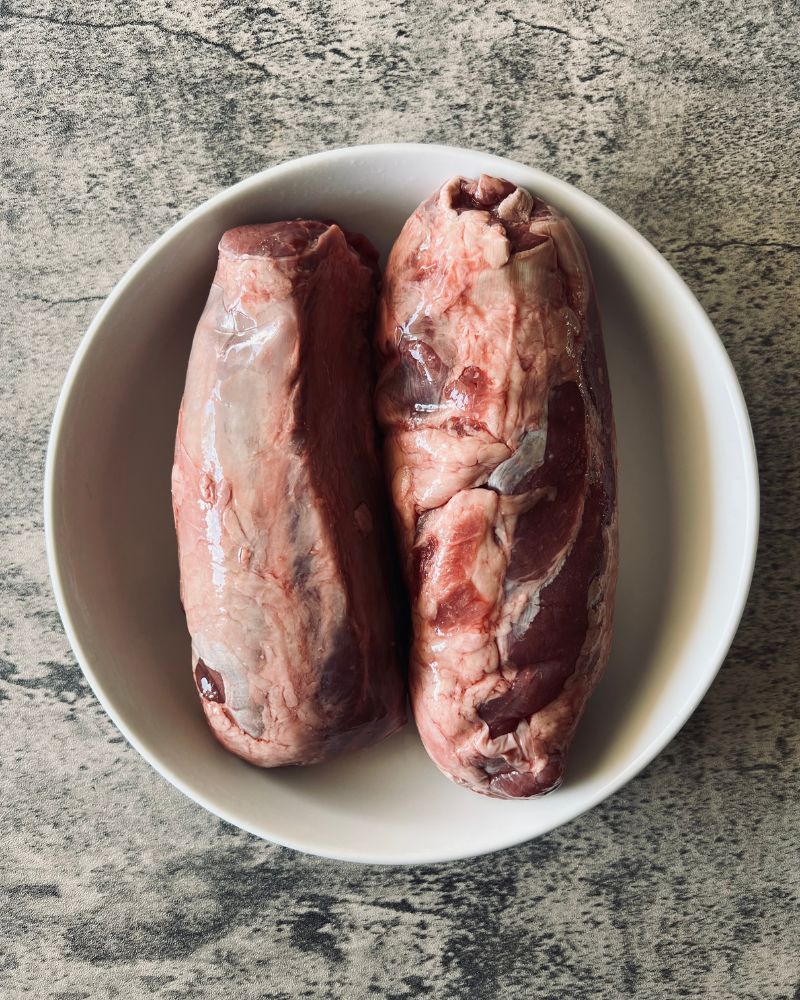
xmin=2 ymin=1 xmax=798 ymax=997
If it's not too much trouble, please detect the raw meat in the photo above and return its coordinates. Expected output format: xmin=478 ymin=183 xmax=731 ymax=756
xmin=172 ymin=221 xmax=406 ymax=766
xmin=375 ymin=176 xmax=617 ymax=798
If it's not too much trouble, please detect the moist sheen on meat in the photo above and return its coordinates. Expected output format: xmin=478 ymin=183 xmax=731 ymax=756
xmin=172 ymin=221 xmax=406 ymax=766
xmin=375 ymin=176 xmax=618 ymax=798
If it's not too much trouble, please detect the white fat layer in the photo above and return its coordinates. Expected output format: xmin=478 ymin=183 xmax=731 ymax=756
xmin=486 ymin=426 xmax=547 ymax=493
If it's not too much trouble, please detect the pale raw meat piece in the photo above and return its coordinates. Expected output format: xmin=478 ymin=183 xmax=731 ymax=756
xmin=173 ymin=221 xmax=406 ymax=766
xmin=375 ymin=176 xmax=617 ymax=798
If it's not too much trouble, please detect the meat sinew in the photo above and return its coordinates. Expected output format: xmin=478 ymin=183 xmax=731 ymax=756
xmin=172 ymin=221 xmax=406 ymax=766
xmin=375 ymin=176 xmax=618 ymax=798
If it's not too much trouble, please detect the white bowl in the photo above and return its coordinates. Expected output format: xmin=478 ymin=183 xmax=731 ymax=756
xmin=45 ymin=144 xmax=758 ymax=864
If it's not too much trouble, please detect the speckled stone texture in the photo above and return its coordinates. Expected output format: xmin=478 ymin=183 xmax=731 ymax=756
xmin=2 ymin=1 xmax=798 ymax=997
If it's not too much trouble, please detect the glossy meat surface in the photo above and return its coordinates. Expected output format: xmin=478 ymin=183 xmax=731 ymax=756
xmin=173 ymin=221 xmax=405 ymax=766
xmin=375 ymin=176 xmax=617 ymax=798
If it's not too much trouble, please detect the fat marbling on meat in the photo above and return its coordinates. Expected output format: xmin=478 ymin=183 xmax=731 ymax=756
xmin=375 ymin=176 xmax=618 ymax=798
xmin=173 ymin=221 xmax=406 ymax=766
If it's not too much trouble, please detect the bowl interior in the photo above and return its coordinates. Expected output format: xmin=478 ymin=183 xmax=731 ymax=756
xmin=46 ymin=146 xmax=757 ymax=863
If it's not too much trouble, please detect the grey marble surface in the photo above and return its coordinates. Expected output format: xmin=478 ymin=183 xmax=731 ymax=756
xmin=2 ymin=1 xmax=798 ymax=997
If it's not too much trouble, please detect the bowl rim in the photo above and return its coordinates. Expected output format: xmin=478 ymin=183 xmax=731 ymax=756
xmin=43 ymin=142 xmax=760 ymax=864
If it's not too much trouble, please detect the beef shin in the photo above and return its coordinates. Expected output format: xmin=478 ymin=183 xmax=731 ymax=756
xmin=173 ymin=221 xmax=406 ymax=766
xmin=375 ymin=176 xmax=617 ymax=798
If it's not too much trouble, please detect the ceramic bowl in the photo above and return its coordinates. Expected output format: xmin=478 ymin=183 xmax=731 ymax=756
xmin=45 ymin=144 xmax=758 ymax=863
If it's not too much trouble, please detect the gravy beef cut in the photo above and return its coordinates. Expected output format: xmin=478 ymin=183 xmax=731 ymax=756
xmin=173 ymin=221 xmax=406 ymax=766
xmin=375 ymin=176 xmax=617 ymax=798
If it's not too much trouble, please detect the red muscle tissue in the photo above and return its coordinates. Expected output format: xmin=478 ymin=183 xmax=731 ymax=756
xmin=172 ymin=222 xmax=406 ymax=766
xmin=374 ymin=176 xmax=618 ymax=798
